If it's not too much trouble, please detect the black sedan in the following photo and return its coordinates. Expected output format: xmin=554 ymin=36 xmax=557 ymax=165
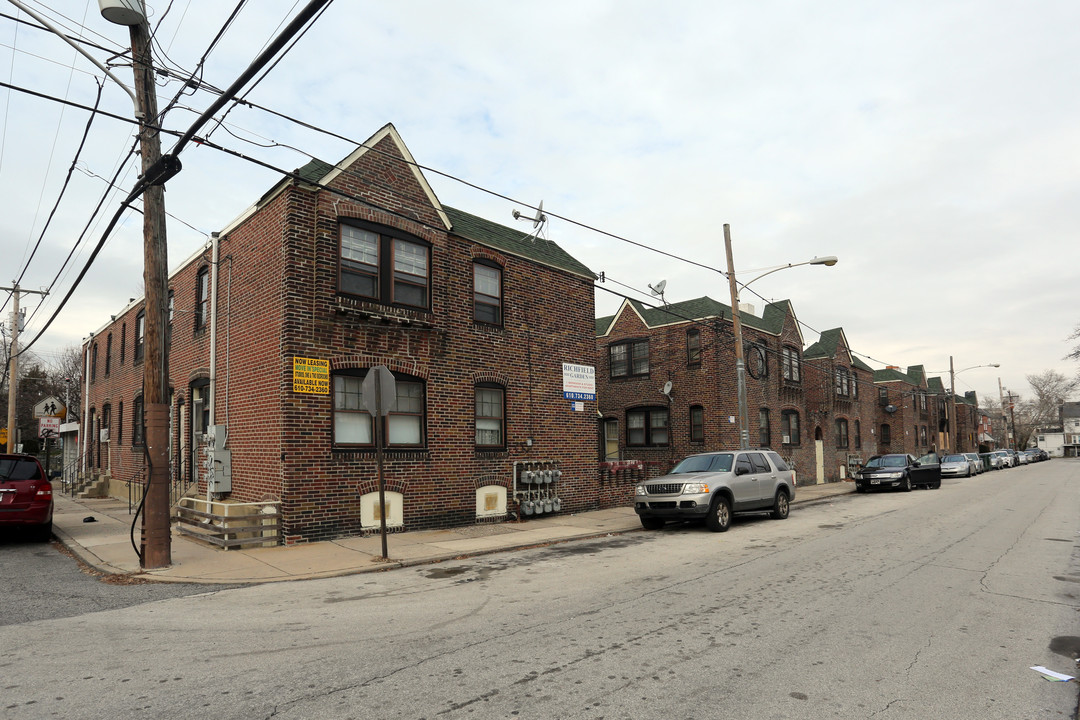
xmin=854 ymin=453 xmax=942 ymax=492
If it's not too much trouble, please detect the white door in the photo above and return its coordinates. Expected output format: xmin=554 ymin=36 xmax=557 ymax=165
xmin=815 ymin=440 xmax=825 ymax=484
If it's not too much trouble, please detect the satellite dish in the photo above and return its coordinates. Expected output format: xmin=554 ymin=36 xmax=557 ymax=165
xmin=661 ymin=380 xmax=673 ymax=397
xmin=885 ymin=404 xmax=898 ymax=414
xmin=649 ymin=279 xmax=667 ymax=297
xmin=512 ymin=200 xmax=547 ymax=229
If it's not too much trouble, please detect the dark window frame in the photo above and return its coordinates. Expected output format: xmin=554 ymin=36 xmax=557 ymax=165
xmin=475 ymin=383 xmax=506 ymax=449
xmin=835 ymin=418 xmax=849 ymax=449
xmin=854 ymin=419 xmax=861 ymax=449
xmin=338 ymin=220 xmax=432 ymax=311
xmin=473 ymin=260 xmax=503 ymax=326
xmin=835 ymin=367 xmax=850 ymax=397
xmin=104 ymin=333 xmax=112 ymax=376
xmin=132 ymin=395 xmax=144 ymax=446
xmin=195 ymin=266 xmax=210 ymax=331
xmin=91 ymin=342 xmax=98 ymax=383
xmin=332 ymin=369 xmax=427 ymax=449
xmin=759 ymin=408 xmax=771 ymax=447
xmin=120 ymin=323 xmax=126 ymax=365
xmin=609 ymin=340 xmax=650 ymax=379
xmin=134 ymin=311 xmax=145 ymax=363
xmin=626 ymin=406 xmax=669 ymax=447
xmin=690 ymin=405 xmax=704 ymax=443
xmin=880 ymin=423 xmax=892 ymax=445
xmin=781 ymin=409 xmax=801 ymax=446
xmin=782 ymin=346 xmax=801 ymax=383
xmin=686 ymin=329 xmax=701 ymax=367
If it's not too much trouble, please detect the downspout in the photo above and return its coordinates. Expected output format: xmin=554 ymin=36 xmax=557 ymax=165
xmin=82 ymin=334 xmax=93 ymax=476
xmin=207 ymin=231 xmax=220 ymax=503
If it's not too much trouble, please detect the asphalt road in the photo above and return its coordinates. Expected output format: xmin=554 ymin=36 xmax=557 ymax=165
xmin=4 ymin=460 xmax=1080 ymax=719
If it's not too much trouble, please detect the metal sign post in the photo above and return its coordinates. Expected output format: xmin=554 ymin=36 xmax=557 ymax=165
xmin=362 ymin=366 xmax=396 ymax=559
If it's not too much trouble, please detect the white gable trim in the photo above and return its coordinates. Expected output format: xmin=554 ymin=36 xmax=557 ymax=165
xmin=319 ymin=124 xmax=451 ymax=231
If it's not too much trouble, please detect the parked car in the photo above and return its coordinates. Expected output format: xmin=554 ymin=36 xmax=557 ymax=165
xmin=1017 ymin=450 xmax=1031 ymax=465
xmin=964 ymin=453 xmax=984 ymax=474
xmin=854 ymin=453 xmax=942 ymax=492
xmin=1031 ymin=448 xmax=1049 ymax=461
xmin=0 ymin=453 xmax=54 ymax=541
xmin=1006 ymin=449 xmax=1021 ymax=467
xmin=941 ymin=454 xmax=974 ymax=478
xmin=990 ymin=450 xmax=1010 ymax=469
xmin=635 ymin=449 xmax=795 ymax=532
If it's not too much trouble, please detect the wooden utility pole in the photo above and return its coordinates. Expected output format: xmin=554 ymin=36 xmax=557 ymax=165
xmin=3 ymin=284 xmax=48 ymax=453
xmin=724 ymin=224 xmax=750 ymax=450
xmin=129 ymin=17 xmax=171 ymax=569
xmin=949 ymin=356 xmax=958 ymax=452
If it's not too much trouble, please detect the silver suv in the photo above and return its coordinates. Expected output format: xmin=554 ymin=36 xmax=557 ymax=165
xmin=635 ymin=450 xmax=796 ymax=532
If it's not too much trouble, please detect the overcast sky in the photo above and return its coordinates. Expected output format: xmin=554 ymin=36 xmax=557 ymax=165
xmin=2 ymin=0 xmax=1078 ymax=405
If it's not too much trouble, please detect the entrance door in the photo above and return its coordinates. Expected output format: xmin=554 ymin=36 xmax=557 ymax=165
xmin=603 ymin=419 xmax=619 ymax=461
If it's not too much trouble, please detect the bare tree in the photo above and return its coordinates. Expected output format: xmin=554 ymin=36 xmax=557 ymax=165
xmin=1068 ymin=324 xmax=1080 ymax=362
xmin=1026 ymin=370 xmax=1078 ymax=426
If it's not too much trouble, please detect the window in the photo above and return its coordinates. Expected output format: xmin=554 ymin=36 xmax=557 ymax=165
xmin=333 ymin=370 xmax=426 ymax=448
xmin=834 ymin=367 xmax=850 ymax=397
xmin=134 ymin=311 xmax=145 ymax=362
xmin=609 ymin=340 xmax=649 ymax=378
xmin=878 ymin=387 xmax=889 ymax=405
xmin=132 ymin=396 xmax=144 ymax=445
xmin=781 ymin=410 xmax=800 ymax=445
xmin=473 ymin=262 xmax=502 ymax=325
xmin=880 ymin=423 xmax=892 ymax=445
xmin=195 ymin=266 xmax=210 ymax=330
xmin=781 ymin=346 xmax=801 ymax=382
xmin=687 ymin=329 xmax=701 ymax=366
xmin=117 ymin=401 xmax=123 ymax=443
xmin=120 ymin=323 xmax=126 ymax=364
xmin=690 ymin=405 xmax=704 ymax=443
xmin=759 ymin=408 xmax=771 ymax=447
xmin=338 ymin=223 xmax=430 ymax=309
xmin=835 ymin=418 xmax=849 ymax=449
xmin=475 ymin=385 xmax=505 ymax=448
xmin=918 ymin=392 xmax=927 ymax=412
xmin=626 ymin=407 xmax=668 ymax=447
xmin=91 ymin=343 xmax=98 ymax=382
xmin=748 ymin=452 xmax=770 ymax=473
xmin=854 ymin=419 xmax=861 ymax=449
xmin=920 ymin=426 xmax=928 ymax=447
xmin=852 ymin=373 xmax=859 ymax=399
xmin=104 ymin=334 xmax=112 ymax=376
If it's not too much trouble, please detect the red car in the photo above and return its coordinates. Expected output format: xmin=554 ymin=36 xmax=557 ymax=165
xmin=0 ymin=453 xmax=54 ymax=541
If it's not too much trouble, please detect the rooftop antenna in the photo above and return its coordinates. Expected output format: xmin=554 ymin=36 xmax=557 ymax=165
xmin=512 ymin=200 xmax=547 ymax=242
xmin=648 ymin=279 xmax=667 ymax=304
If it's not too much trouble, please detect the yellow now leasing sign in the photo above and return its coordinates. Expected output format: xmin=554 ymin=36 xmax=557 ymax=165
xmin=293 ymin=357 xmax=330 ymax=394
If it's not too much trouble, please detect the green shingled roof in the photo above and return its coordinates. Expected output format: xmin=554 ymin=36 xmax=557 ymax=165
xmin=804 ymin=328 xmax=844 ymax=360
xmin=852 ymin=356 xmax=873 ymax=372
xmin=596 ymin=315 xmax=615 ymax=335
xmin=874 ymin=367 xmax=916 ymax=385
xmin=617 ymin=296 xmax=790 ymax=335
xmin=289 ymin=159 xmax=594 ymax=280
xmin=444 ymin=206 xmax=594 ymax=279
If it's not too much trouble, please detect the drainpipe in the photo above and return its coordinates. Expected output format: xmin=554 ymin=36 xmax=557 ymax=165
xmin=207 ymin=232 xmax=220 ymax=503
xmin=82 ymin=334 xmax=93 ymax=476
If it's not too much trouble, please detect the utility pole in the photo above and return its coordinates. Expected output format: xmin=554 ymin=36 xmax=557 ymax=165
xmin=99 ymin=1 xmax=171 ymax=568
xmin=3 ymin=284 xmax=48 ymax=452
xmin=949 ymin=356 xmax=958 ymax=453
xmin=1005 ymin=391 xmax=1019 ymax=451
xmin=997 ymin=377 xmax=1007 ymax=449
xmin=131 ymin=12 xmax=171 ymax=569
xmin=723 ymin=224 xmax=750 ymax=450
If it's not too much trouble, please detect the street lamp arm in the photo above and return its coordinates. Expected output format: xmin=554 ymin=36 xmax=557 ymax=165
xmin=6 ymin=0 xmax=141 ymax=116
xmin=738 ymin=256 xmax=839 ymax=296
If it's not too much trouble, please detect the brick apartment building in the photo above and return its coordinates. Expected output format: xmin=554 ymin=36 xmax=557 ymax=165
xmin=80 ymin=123 xmax=599 ymax=543
xmin=595 ymin=299 xmax=968 ymax=499
xmin=595 ymin=296 xmax=816 ymax=486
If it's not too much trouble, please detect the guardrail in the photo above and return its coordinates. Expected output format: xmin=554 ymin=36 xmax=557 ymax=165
xmin=175 ymin=497 xmax=281 ymax=549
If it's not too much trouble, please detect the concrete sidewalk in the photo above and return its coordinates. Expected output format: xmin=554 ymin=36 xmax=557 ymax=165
xmin=51 ymin=481 xmax=855 ymax=584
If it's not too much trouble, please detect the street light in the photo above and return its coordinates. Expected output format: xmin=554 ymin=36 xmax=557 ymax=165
xmin=723 ymin=224 xmax=837 ymax=449
xmin=946 ymin=358 xmax=999 ymax=452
